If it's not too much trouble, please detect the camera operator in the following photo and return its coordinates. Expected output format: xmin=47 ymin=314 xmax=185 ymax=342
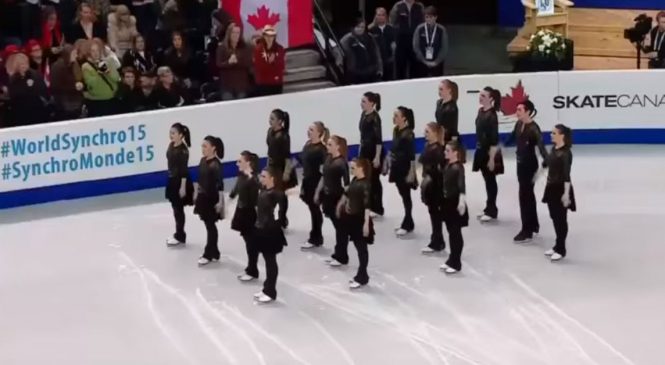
xmin=646 ymin=11 xmax=665 ymax=68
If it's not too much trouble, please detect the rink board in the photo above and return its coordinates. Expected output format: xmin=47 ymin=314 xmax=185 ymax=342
xmin=1 ymin=70 xmax=664 ymax=208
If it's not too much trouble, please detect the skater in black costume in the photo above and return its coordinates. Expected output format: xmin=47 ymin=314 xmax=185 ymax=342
xmin=317 ymin=135 xmax=351 ymax=265
xmin=420 ymin=122 xmax=447 ymax=253
xmin=165 ymin=123 xmax=194 ymax=246
xmin=387 ymin=106 xmax=417 ymax=237
xmin=194 ymin=136 xmax=225 ymax=266
xmin=504 ymin=100 xmax=549 ymax=242
xmin=266 ymin=109 xmax=296 ymax=228
xmin=359 ymin=92 xmax=385 ymax=216
xmin=327 ymin=158 xmax=374 ymax=289
xmin=435 ymin=79 xmax=459 ymax=142
xmin=298 ymin=121 xmax=329 ymax=249
xmin=231 ymin=151 xmax=261 ymax=282
xmin=543 ymin=124 xmax=576 ymax=262
xmin=473 ymin=86 xmax=503 ymax=222
xmin=440 ymin=140 xmax=469 ymax=274
xmin=252 ymin=166 xmax=288 ymax=303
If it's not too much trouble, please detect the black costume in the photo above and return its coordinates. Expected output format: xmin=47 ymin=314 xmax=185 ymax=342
xmin=165 ymin=142 xmax=194 ymax=243
xmin=267 ymin=127 xmax=297 ymax=227
xmin=442 ymin=161 xmax=469 ymax=271
xmin=505 ymin=120 xmax=548 ymax=237
xmin=321 ymin=155 xmax=351 ymax=256
xmin=194 ymin=157 xmax=224 ymax=261
xmin=389 ymin=125 xmax=417 ymax=232
xmin=419 ymin=142 xmax=446 ymax=250
xmin=543 ymin=145 xmax=576 ymax=257
xmin=332 ymin=177 xmax=374 ymax=285
xmin=472 ymin=107 xmax=503 ymax=219
xmin=230 ymin=171 xmax=260 ymax=278
xmin=435 ymin=99 xmax=459 ymax=141
xmin=251 ymin=188 xmax=288 ymax=299
xmin=359 ymin=110 xmax=384 ymax=215
xmin=298 ymin=142 xmax=328 ymax=246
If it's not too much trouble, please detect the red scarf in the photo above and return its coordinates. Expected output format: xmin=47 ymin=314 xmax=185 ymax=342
xmin=41 ymin=21 xmax=63 ymax=49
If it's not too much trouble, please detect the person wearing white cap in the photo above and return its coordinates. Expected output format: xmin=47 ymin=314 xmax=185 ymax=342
xmin=252 ymin=24 xmax=285 ymax=97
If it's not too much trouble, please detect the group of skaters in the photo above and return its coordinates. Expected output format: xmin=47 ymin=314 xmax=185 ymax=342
xmin=162 ymin=79 xmax=576 ymax=304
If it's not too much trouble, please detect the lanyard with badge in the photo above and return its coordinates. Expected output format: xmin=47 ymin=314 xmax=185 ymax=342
xmin=655 ymin=31 xmax=665 ymax=52
xmin=425 ymin=25 xmax=437 ymax=60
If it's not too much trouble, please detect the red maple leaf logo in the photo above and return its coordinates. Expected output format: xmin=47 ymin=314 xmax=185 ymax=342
xmin=500 ymin=80 xmax=529 ymax=116
xmin=247 ymin=5 xmax=281 ymax=30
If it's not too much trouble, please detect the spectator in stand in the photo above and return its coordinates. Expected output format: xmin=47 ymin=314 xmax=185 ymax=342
xmin=646 ymin=11 xmax=665 ymax=69
xmin=41 ymin=6 xmax=65 ymax=65
xmin=50 ymin=44 xmax=84 ymax=121
xmin=6 ymin=53 xmax=51 ymax=127
xmin=121 ymin=34 xmax=156 ymax=74
xmin=413 ymin=6 xmax=448 ymax=77
xmin=68 ymin=2 xmax=108 ymax=42
xmin=155 ymin=65 xmax=187 ymax=108
xmin=88 ymin=0 xmax=112 ymax=22
xmin=81 ymin=38 xmax=120 ymax=117
xmin=135 ymin=71 xmax=159 ymax=111
xmin=0 ymin=46 xmax=21 ymax=128
xmin=25 ymin=40 xmax=49 ymax=84
xmin=390 ymin=0 xmax=425 ymax=80
xmin=207 ymin=7 xmax=233 ymax=82
xmin=162 ymin=31 xmax=195 ymax=90
xmin=216 ymin=23 xmax=251 ymax=100
xmin=107 ymin=5 xmax=138 ymax=58
xmin=116 ymin=66 xmax=139 ymax=112
xmin=369 ymin=7 xmax=397 ymax=81
xmin=253 ymin=25 xmax=285 ymax=96
xmin=341 ymin=17 xmax=383 ymax=85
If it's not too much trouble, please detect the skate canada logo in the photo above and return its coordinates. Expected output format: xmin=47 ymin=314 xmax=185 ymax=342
xmin=553 ymin=94 xmax=665 ymax=109
xmin=499 ymin=80 xmax=529 ymax=118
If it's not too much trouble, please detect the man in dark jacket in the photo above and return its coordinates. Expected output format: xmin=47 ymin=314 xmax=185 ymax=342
xmin=646 ymin=11 xmax=665 ymax=69
xmin=412 ymin=6 xmax=448 ymax=78
xmin=341 ymin=17 xmax=383 ymax=85
xmin=389 ymin=0 xmax=424 ymax=80
xmin=368 ymin=7 xmax=397 ymax=81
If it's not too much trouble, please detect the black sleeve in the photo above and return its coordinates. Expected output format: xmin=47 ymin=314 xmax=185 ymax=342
xmin=279 ymin=134 xmax=291 ymax=160
xmin=450 ymin=104 xmax=459 ymax=136
xmin=229 ymin=176 xmax=240 ymax=199
xmin=532 ymin=124 xmax=549 ymax=163
xmin=341 ymin=160 xmax=350 ymax=187
xmin=562 ymin=150 xmax=572 ymax=183
xmin=406 ymin=131 xmax=415 ymax=161
xmin=504 ymin=122 xmax=518 ymax=146
xmin=212 ymin=162 xmax=223 ymax=192
xmin=456 ymin=164 xmax=466 ymax=194
xmin=362 ymin=182 xmax=370 ymax=208
xmin=176 ymin=148 xmax=189 ymax=177
xmin=372 ymin=114 xmax=383 ymax=146
xmin=487 ymin=112 xmax=499 ymax=146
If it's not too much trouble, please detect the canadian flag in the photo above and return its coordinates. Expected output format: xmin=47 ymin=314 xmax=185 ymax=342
xmin=223 ymin=0 xmax=313 ymax=48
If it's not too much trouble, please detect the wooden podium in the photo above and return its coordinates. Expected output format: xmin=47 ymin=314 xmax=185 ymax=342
xmin=521 ymin=0 xmax=574 ymax=38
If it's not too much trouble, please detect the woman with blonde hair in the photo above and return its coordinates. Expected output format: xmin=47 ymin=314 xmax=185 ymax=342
xmin=80 ymin=38 xmax=120 ymax=117
xmin=298 ymin=121 xmax=329 ymax=249
xmin=67 ymin=2 xmax=107 ymax=42
xmin=107 ymin=5 xmax=138 ymax=57
xmin=6 ymin=53 xmax=50 ymax=126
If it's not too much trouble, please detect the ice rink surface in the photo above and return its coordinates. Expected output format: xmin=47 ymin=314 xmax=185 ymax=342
xmin=1 ymin=145 xmax=664 ymax=365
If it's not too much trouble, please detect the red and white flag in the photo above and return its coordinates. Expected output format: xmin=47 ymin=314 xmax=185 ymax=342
xmin=223 ymin=0 xmax=314 ymax=48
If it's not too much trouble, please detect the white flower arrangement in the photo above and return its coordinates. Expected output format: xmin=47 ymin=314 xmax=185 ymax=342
xmin=526 ymin=29 xmax=567 ymax=60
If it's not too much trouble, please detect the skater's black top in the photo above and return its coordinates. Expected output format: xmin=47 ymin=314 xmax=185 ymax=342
xmin=546 ymin=146 xmax=572 ymax=185
xmin=443 ymin=161 xmax=466 ymax=199
xmin=359 ymin=111 xmax=383 ymax=161
xmin=166 ymin=142 xmax=189 ymax=178
xmin=419 ymin=142 xmax=446 ymax=178
xmin=390 ymin=125 xmax=416 ymax=166
xmin=298 ymin=141 xmax=327 ymax=179
xmin=322 ymin=155 xmax=350 ymax=196
xmin=345 ymin=177 xmax=371 ymax=216
xmin=230 ymin=172 xmax=259 ymax=209
xmin=255 ymin=188 xmax=285 ymax=229
xmin=197 ymin=157 xmax=223 ymax=197
xmin=266 ymin=128 xmax=290 ymax=170
xmin=475 ymin=108 xmax=499 ymax=150
xmin=505 ymin=120 xmax=548 ymax=165
xmin=436 ymin=99 xmax=459 ymax=140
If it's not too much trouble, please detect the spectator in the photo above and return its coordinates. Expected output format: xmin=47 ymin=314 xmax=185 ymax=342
xmin=413 ymin=6 xmax=448 ymax=77
xmin=68 ymin=2 xmax=107 ymax=42
xmin=135 ymin=71 xmax=159 ymax=111
xmin=162 ymin=31 xmax=195 ymax=89
xmin=253 ymin=25 xmax=285 ymax=97
xmin=389 ymin=0 xmax=425 ymax=79
xmin=369 ymin=7 xmax=397 ymax=81
xmin=646 ymin=11 xmax=665 ymax=69
xmin=25 ymin=40 xmax=49 ymax=81
xmin=116 ymin=66 xmax=139 ymax=112
xmin=154 ymin=66 xmax=187 ymax=108
xmin=122 ymin=35 xmax=156 ymax=74
xmin=207 ymin=7 xmax=233 ymax=81
xmin=6 ymin=53 xmax=51 ymax=127
xmin=88 ymin=0 xmax=112 ymax=21
xmin=340 ymin=17 xmax=383 ymax=84
xmin=50 ymin=44 xmax=84 ymax=121
xmin=81 ymin=38 xmax=120 ymax=117
xmin=41 ymin=6 xmax=65 ymax=65
xmin=216 ymin=23 xmax=251 ymax=100
xmin=107 ymin=5 xmax=138 ymax=57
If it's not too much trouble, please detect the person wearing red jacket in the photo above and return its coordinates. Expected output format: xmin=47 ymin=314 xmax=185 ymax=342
xmin=253 ymin=25 xmax=285 ymax=97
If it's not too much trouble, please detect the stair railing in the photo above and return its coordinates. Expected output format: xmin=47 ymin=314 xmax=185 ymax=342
xmin=312 ymin=0 xmax=346 ymax=85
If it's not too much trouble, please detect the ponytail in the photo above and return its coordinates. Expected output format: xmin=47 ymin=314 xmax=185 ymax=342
xmin=397 ymin=106 xmax=415 ymax=130
xmin=264 ymin=166 xmax=284 ymax=191
xmin=426 ymin=122 xmax=444 ymax=145
xmin=331 ymin=135 xmax=348 ymax=160
xmin=204 ymin=135 xmax=224 ymax=160
xmin=171 ymin=123 xmax=191 ymax=147
xmin=271 ymin=109 xmax=290 ymax=134
xmin=313 ymin=121 xmax=329 ymax=143
xmin=241 ymin=150 xmax=260 ymax=173
xmin=484 ymin=86 xmax=501 ymax=112
xmin=519 ymin=99 xmax=538 ymax=119
xmin=364 ymin=91 xmax=381 ymax=111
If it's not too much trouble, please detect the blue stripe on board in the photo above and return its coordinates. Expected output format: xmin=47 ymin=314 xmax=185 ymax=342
xmin=2 ymin=128 xmax=665 ymax=209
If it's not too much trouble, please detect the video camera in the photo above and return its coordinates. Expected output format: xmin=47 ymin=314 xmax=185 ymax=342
xmin=624 ymin=14 xmax=653 ymax=43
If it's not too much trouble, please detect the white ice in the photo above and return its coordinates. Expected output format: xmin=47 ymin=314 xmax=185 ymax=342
xmin=1 ymin=145 xmax=664 ymax=365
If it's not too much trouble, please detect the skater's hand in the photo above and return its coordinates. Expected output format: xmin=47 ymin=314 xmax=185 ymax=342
xmin=282 ymin=169 xmax=290 ymax=182
xmin=487 ymin=159 xmax=495 ymax=172
xmin=363 ymin=221 xmax=370 ymax=237
xmin=179 ymin=185 xmax=186 ymax=199
xmin=373 ymin=157 xmax=381 ymax=169
xmin=457 ymin=194 xmax=467 ymax=216
xmin=561 ymin=193 xmax=571 ymax=208
xmin=406 ymin=169 xmax=416 ymax=185
xmin=314 ymin=192 xmax=320 ymax=205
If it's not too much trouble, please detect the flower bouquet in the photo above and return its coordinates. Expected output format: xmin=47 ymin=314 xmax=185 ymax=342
xmin=527 ymin=29 xmax=567 ymax=61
